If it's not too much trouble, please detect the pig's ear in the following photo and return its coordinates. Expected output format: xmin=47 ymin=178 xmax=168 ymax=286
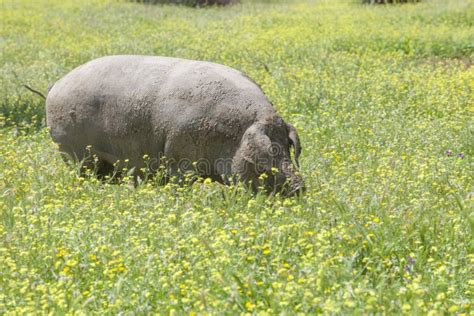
xmin=242 ymin=124 xmax=273 ymax=172
xmin=234 ymin=124 xmax=272 ymax=177
xmin=287 ymin=123 xmax=301 ymax=168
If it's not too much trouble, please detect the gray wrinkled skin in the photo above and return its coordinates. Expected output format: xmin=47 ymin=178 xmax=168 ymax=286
xmin=46 ymin=55 xmax=304 ymax=195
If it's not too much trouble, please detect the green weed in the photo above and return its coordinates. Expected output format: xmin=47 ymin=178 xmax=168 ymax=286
xmin=0 ymin=0 xmax=472 ymax=313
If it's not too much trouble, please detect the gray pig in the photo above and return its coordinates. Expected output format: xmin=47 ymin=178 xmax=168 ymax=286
xmin=46 ymin=55 xmax=304 ymax=195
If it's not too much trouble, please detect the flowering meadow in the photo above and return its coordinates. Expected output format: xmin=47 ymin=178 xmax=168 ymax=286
xmin=1 ymin=0 xmax=473 ymax=314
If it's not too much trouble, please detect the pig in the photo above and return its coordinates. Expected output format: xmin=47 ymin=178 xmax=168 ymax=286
xmin=46 ymin=55 xmax=304 ymax=195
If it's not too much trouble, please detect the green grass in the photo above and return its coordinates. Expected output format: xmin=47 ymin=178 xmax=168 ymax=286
xmin=1 ymin=0 xmax=473 ymax=314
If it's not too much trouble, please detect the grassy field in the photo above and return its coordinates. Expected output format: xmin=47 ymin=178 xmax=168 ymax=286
xmin=1 ymin=0 xmax=473 ymax=314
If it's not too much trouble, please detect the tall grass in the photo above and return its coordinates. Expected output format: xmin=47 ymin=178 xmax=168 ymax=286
xmin=0 ymin=0 xmax=472 ymax=314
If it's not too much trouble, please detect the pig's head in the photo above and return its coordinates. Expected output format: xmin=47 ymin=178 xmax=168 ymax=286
xmin=233 ymin=117 xmax=305 ymax=196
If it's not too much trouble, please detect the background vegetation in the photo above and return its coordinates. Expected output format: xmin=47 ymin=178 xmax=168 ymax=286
xmin=130 ymin=0 xmax=238 ymax=7
xmin=362 ymin=0 xmax=422 ymax=4
xmin=1 ymin=0 xmax=473 ymax=314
